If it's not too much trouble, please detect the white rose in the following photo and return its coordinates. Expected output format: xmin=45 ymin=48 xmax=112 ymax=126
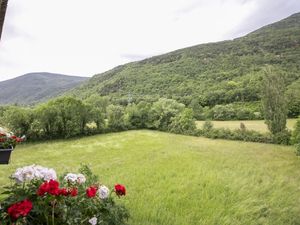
xmin=13 ymin=165 xmax=35 ymax=183
xmin=64 ymin=173 xmax=78 ymax=182
xmin=77 ymin=174 xmax=86 ymax=184
xmin=12 ymin=165 xmax=57 ymax=183
xmin=98 ymin=185 xmax=109 ymax=199
xmin=21 ymin=166 xmax=35 ymax=181
xmin=88 ymin=216 xmax=97 ymax=225
xmin=42 ymin=168 xmax=57 ymax=181
xmin=12 ymin=168 xmax=25 ymax=183
xmin=32 ymin=165 xmax=45 ymax=179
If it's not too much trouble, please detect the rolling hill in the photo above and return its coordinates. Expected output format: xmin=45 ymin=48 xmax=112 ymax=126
xmin=0 ymin=73 xmax=89 ymax=105
xmin=69 ymin=12 xmax=300 ymax=112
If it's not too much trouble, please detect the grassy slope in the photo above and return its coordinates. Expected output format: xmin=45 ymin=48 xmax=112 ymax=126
xmin=196 ymin=119 xmax=297 ymax=133
xmin=1 ymin=130 xmax=300 ymax=225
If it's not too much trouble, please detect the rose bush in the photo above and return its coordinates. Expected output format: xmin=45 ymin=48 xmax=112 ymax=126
xmin=0 ymin=165 xmax=129 ymax=225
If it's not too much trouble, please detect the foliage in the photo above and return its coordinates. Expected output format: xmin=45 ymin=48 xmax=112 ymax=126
xmin=35 ymin=97 xmax=95 ymax=138
xmin=292 ymin=118 xmax=300 ymax=144
xmin=107 ymin=105 xmax=126 ymax=132
xmin=147 ymin=98 xmax=185 ymax=131
xmin=202 ymin=120 xmax=213 ymax=132
xmin=0 ymin=165 xmax=128 ymax=225
xmin=0 ymin=96 xmax=294 ymax=145
xmin=199 ymin=127 xmax=273 ymax=143
xmin=292 ymin=118 xmax=300 ymax=155
xmin=285 ymin=79 xmax=300 ymax=118
xmin=272 ymin=130 xmax=292 ymax=145
xmin=67 ymin=13 xmax=300 ymax=118
xmin=261 ymin=66 xmax=288 ymax=134
xmin=196 ymin=102 xmax=263 ymax=121
xmin=2 ymin=106 xmax=33 ymax=136
xmin=211 ymin=104 xmax=236 ymax=120
xmin=124 ymin=102 xmax=151 ymax=129
xmin=169 ymin=109 xmax=196 ymax=135
xmin=188 ymin=99 xmax=204 ymax=120
xmin=295 ymin=144 xmax=300 ymax=156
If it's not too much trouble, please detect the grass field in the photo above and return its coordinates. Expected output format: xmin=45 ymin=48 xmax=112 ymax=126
xmin=196 ymin=119 xmax=298 ymax=133
xmin=1 ymin=130 xmax=300 ymax=225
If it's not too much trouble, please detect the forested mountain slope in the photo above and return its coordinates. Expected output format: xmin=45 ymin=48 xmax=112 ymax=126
xmin=70 ymin=13 xmax=300 ymax=109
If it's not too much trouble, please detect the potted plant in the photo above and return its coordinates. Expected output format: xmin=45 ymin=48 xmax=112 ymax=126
xmin=0 ymin=131 xmax=25 ymax=164
xmin=0 ymin=165 xmax=129 ymax=224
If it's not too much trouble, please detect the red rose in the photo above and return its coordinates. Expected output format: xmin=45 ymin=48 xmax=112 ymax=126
xmin=69 ymin=188 xmax=78 ymax=197
xmin=7 ymin=199 xmax=32 ymax=221
xmin=48 ymin=180 xmax=60 ymax=196
xmin=37 ymin=181 xmax=49 ymax=196
xmin=86 ymin=186 xmax=98 ymax=198
xmin=114 ymin=184 xmax=126 ymax=196
xmin=11 ymin=135 xmax=17 ymax=139
xmin=59 ymin=188 xmax=69 ymax=196
xmin=16 ymin=137 xmax=23 ymax=142
xmin=0 ymin=138 xmax=5 ymax=142
xmin=37 ymin=180 xmax=60 ymax=196
xmin=0 ymin=133 xmax=5 ymax=136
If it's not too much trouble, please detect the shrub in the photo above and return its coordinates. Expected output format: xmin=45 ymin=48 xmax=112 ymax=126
xmin=291 ymin=118 xmax=300 ymax=144
xmin=148 ymin=98 xmax=185 ymax=131
xmin=295 ymin=144 xmax=300 ymax=156
xmin=240 ymin=122 xmax=246 ymax=131
xmin=212 ymin=104 xmax=236 ymax=120
xmin=292 ymin=118 xmax=300 ymax=155
xmin=202 ymin=120 xmax=213 ymax=132
xmin=200 ymin=127 xmax=273 ymax=144
xmin=169 ymin=109 xmax=196 ymax=135
xmin=272 ymin=130 xmax=291 ymax=145
xmin=107 ymin=105 xmax=126 ymax=131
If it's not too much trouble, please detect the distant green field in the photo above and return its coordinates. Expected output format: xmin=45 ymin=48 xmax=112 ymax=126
xmin=1 ymin=130 xmax=299 ymax=225
xmin=196 ymin=119 xmax=297 ymax=133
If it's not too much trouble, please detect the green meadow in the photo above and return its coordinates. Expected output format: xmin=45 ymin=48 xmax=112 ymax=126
xmin=196 ymin=119 xmax=297 ymax=133
xmin=1 ymin=130 xmax=300 ymax=225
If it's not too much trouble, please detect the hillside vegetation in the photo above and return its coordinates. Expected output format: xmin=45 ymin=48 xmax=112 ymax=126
xmin=69 ymin=13 xmax=300 ymax=117
xmin=1 ymin=131 xmax=299 ymax=225
xmin=0 ymin=73 xmax=88 ymax=105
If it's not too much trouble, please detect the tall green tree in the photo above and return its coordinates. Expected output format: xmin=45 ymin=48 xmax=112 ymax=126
xmin=148 ymin=98 xmax=185 ymax=131
xmin=169 ymin=108 xmax=196 ymax=134
xmin=2 ymin=106 xmax=33 ymax=136
xmin=261 ymin=66 xmax=287 ymax=134
xmin=107 ymin=104 xmax=126 ymax=131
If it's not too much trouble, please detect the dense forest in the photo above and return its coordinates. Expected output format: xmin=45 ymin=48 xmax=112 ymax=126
xmin=68 ymin=13 xmax=300 ymax=118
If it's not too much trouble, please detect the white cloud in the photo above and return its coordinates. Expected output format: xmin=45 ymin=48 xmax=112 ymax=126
xmin=0 ymin=0 xmax=299 ymax=81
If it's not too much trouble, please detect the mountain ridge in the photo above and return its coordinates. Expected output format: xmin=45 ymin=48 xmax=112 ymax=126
xmin=0 ymin=72 xmax=89 ymax=105
xmin=69 ymin=12 xmax=300 ymax=113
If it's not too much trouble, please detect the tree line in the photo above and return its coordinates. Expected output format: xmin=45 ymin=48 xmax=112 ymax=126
xmin=0 ymin=97 xmax=196 ymax=140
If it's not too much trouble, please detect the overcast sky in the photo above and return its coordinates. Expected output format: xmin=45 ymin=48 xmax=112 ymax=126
xmin=0 ymin=0 xmax=300 ymax=81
